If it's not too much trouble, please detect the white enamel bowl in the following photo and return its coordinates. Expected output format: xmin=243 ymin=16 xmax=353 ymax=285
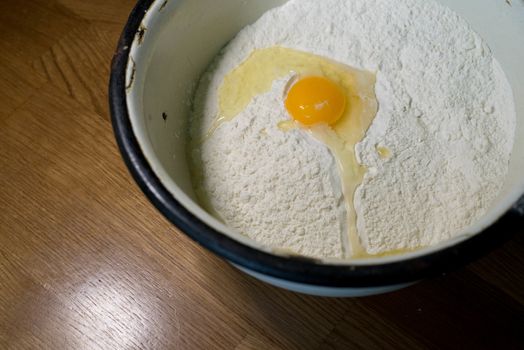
xmin=110 ymin=0 xmax=524 ymax=297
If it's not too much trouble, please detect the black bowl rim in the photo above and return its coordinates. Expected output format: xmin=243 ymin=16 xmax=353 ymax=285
xmin=109 ymin=0 xmax=523 ymax=288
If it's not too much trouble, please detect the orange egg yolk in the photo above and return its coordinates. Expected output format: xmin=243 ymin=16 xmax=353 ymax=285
xmin=285 ymin=76 xmax=346 ymax=126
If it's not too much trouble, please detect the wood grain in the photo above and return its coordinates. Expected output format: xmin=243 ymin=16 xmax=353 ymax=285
xmin=0 ymin=0 xmax=523 ymax=349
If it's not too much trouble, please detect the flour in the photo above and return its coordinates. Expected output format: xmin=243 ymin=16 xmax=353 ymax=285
xmin=189 ymin=0 xmax=516 ymax=258
xmin=193 ymin=77 xmax=349 ymax=258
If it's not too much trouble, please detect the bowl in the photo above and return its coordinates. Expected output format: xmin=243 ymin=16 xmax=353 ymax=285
xmin=110 ymin=0 xmax=524 ymax=297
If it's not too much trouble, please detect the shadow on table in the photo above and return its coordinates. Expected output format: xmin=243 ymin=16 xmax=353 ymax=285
xmin=209 ymin=235 xmax=524 ymax=349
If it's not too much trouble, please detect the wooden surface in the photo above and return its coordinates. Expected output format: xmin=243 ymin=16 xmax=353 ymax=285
xmin=0 ymin=1 xmax=523 ymax=349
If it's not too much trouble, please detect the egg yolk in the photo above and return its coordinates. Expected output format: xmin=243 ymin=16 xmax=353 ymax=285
xmin=285 ymin=76 xmax=346 ymax=126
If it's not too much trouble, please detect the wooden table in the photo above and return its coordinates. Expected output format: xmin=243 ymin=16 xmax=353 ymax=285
xmin=0 ymin=1 xmax=523 ymax=349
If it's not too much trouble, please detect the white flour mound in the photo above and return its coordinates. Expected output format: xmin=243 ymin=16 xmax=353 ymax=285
xmin=189 ymin=0 xmax=516 ymax=259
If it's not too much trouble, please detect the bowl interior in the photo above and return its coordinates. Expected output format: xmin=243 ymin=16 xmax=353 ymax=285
xmin=125 ymin=0 xmax=524 ymax=264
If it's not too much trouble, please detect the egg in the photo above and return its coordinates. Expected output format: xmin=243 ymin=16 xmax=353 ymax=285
xmin=214 ymin=46 xmax=378 ymax=257
xmin=285 ymin=76 xmax=346 ymax=126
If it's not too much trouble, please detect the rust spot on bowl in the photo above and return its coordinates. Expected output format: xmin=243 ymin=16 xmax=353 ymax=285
xmin=136 ymin=24 xmax=147 ymax=45
xmin=126 ymin=57 xmax=136 ymax=92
